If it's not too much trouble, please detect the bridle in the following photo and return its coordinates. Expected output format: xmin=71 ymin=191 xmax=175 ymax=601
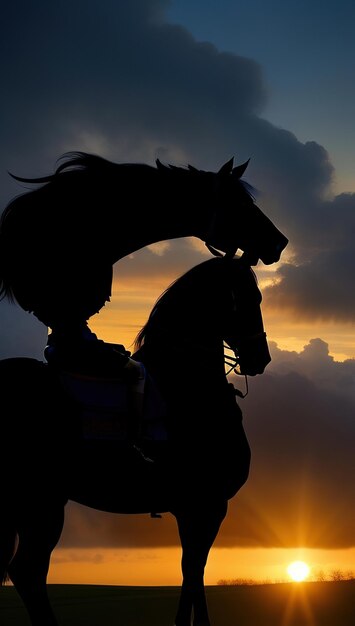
xmin=223 ymin=331 xmax=267 ymax=399
xmin=222 ymin=266 xmax=265 ymax=398
xmin=224 ymin=344 xmax=249 ymax=399
xmin=201 ymin=248 xmax=263 ymax=400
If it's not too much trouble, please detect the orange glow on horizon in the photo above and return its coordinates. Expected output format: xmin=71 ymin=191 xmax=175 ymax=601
xmin=47 ymin=547 xmax=355 ymax=586
xmin=88 ymin=264 xmax=355 ymax=362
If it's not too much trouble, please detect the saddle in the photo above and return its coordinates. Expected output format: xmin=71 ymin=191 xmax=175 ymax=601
xmin=59 ymin=357 xmax=168 ymax=445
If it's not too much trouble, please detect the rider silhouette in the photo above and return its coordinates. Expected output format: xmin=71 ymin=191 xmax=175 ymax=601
xmin=24 ymin=258 xmax=133 ymax=378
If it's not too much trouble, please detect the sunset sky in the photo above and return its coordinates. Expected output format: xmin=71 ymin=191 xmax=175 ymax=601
xmin=1 ymin=0 xmax=355 ymax=585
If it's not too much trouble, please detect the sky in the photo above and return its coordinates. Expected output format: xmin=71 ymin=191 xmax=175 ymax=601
xmin=1 ymin=0 xmax=355 ymax=586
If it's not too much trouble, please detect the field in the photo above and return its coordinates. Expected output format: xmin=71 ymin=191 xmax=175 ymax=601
xmin=1 ymin=580 xmax=354 ymax=625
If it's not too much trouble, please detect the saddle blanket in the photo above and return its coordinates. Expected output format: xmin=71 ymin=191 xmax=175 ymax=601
xmin=60 ymin=361 xmax=168 ymax=442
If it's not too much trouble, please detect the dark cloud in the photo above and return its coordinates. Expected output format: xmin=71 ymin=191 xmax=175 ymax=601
xmin=264 ymin=251 xmax=355 ymax=322
xmin=0 ymin=0 xmax=264 ymax=171
xmin=263 ymin=190 xmax=355 ymax=320
xmin=226 ymin=338 xmax=355 ymax=548
xmin=1 ymin=0 xmax=354 ymax=332
xmin=59 ymin=339 xmax=355 ymax=550
xmin=268 ymin=337 xmax=355 ymax=402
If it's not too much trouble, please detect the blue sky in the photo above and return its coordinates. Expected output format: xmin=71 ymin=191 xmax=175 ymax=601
xmin=167 ymin=0 xmax=355 ymax=192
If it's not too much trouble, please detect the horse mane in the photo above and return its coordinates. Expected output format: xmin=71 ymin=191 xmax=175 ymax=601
xmin=134 ymin=256 xmax=257 ymax=350
xmin=7 ymin=152 xmax=213 ymax=186
xmin=7 ymin=152 xmax=119 ymax=185
xmin=0 ymin=152 xmax=256 ymax=306
xmin=5 ymin=151 xmax=255 ymax=198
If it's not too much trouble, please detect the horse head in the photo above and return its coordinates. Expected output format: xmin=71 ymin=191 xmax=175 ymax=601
xmin=135 ymin=256 xmax=271 ymax=383
xmin=217 ymin=256 xmax=271 ymax=377
xmin=204 ymin=157 xmax=288 ymax=265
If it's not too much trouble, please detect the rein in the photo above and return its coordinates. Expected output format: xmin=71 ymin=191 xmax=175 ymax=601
xmin=223 ymin=348 xmax=249 ymax=399
xmin=223 ymin=331 xmax=267 ymax=398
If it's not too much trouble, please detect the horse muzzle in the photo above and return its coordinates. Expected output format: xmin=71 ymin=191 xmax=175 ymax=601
xmin=237 ymin=336 xmax=272 ymax=376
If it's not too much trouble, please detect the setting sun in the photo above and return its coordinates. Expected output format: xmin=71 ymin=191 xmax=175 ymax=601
xmin=287 ymin=561 xmax=310 ymax=582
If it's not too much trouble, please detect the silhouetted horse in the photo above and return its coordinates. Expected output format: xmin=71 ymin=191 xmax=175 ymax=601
xmin=0 ymin=256 xmax=270 ymax=626
xmin=0 ymin=152 xmax=287 ymax=326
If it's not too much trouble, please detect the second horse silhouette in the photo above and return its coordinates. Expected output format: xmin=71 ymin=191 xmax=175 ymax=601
xmin=1 ymin=255 xmax=271 ymax=626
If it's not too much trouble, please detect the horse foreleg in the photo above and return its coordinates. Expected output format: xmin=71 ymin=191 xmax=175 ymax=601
xmin=8 ymin=502 xmax=65 ymax=626
xmin=174 ymin=500 xmax=228 ymax=626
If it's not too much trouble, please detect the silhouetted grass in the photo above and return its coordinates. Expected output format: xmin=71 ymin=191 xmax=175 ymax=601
xmin=1 ymin=580 xmax=354 ymax=625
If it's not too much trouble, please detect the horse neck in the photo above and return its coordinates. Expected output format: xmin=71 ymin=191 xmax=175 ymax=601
xmin=107 ymin=167 xmax=214 ymax=263
xmin=142 ymin=322 xmax=227 ymax=382
xmin=184 ymin=334 xmax=227 ymax=379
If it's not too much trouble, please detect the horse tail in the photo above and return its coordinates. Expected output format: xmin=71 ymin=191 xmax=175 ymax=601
xmin=0 ymin=516 xmax=17 ymax=585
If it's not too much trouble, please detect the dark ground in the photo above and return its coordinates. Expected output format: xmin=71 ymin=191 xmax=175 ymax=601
xmin=1 ymin=580 xmax=354 ymax=625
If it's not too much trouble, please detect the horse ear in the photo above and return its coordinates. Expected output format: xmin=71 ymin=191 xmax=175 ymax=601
xmin=156 ymin=159 xmax=166 ymax=170
xmin=218 ymin=157 xmax=234 ymax=176
xmin=232 ymin=158 xmax=250 ymax=179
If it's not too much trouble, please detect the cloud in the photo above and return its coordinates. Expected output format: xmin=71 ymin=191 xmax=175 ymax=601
xmin=268 ymin=338 xmax=355 ymax=403
xmin=60 ymin=502 xmax=180 ymax=549
xmin=227 ymin=338 xmax=355 ymax=548
xmin=0 ymin=0 xmax=264 ymax=171
xmin=52 ymin=550 xmax=104 ymax=564
xmin=1 ymin=1 xmax=354 ymax=330
xmin=263 ymin=191 xmax=355 ymax=321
